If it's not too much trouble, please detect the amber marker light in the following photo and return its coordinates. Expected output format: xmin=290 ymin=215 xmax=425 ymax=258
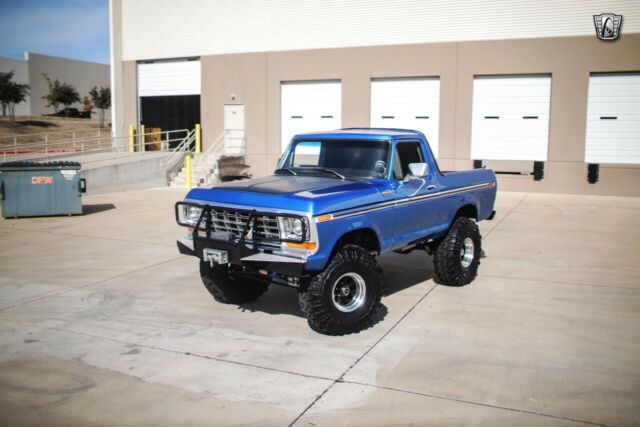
xmin=285 ymin=241 xmax=318 ymax=250
xmin=316 ymin=214 xmax=333 ymax=222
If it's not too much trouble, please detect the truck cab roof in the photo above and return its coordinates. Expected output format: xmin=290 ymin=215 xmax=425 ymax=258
xmin=292 ymin=128 xmax=425 ymax=141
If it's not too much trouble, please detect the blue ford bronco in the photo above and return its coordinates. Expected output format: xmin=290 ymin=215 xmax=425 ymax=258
xmin=176 ymin=129 xmax=496 ymax=335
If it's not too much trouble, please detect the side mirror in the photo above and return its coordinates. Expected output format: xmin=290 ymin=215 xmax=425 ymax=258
xmin=408 ymin=162 xmax=429 ymax=178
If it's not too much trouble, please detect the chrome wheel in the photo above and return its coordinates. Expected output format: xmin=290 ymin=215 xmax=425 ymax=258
xmin=332 ymin=272 xmax=366 ymax=313
xmin=460 ymin=237 xmax=475 ymax=268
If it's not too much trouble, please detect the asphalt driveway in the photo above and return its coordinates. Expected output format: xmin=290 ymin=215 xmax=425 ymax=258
xmin=0 ymin=188 xmax=638 ymax=426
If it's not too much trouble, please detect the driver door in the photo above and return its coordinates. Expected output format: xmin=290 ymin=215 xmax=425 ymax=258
xmin=391 ymin=141 xmax=442 ymax=246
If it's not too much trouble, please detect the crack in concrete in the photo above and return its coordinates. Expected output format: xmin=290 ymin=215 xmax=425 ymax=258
xmin=289 ymin=283 xmax=439 ymax=426
xmin=479 ymin=272 xmax=639 ymax=291
xmin=48 ymin=302 xmax=614 ymax=427
xmin=483 ymin=192 xmax=529 ymax=239
xmin=341 ymin=381 xmax=612 ymax=427
xmin=0 ymin=224 xmax=177 ymax=248
xmin=0 ymin=256 xmax=183 ymax=312
xmin=49 ymin=326 xmax=336 ymax=383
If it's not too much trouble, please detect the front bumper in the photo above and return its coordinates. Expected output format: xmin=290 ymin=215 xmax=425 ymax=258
xmin=177 ymin=237 xmax=306 ymax=277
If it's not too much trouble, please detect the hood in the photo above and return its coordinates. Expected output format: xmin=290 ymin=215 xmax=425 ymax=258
xmin=185 ymin=175 xmax=389 ymax=215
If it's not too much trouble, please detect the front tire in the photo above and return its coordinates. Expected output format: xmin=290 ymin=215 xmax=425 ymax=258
xmin=199 ymin=261 xmax=269 ymax=304
xmin=433 ymin=217 xmax=481 ymax=286
xmin=298 ymin=245 xmax=383 ymax=335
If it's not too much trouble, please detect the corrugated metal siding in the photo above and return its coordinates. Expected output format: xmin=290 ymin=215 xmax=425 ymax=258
xmin=585 ymin=74 xmax=640 ymax=164
xmin=121 ymin=0 xmax=640 ymax=60
xmin=138 ymin=60 xmax=201 ymax=96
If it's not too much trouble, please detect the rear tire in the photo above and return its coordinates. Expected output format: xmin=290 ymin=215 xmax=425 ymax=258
xmin=433 ymin=217 xmax=481 ymax=286
xmin=199 ymin=261 xmax=269 ymax=304
xmin=298 ymin=245 xmax=383 ymax=335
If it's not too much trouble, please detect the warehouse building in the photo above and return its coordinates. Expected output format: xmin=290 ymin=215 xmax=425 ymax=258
xmin=109 ymin=0 xmax=640 ymax=196
xmin=0 ymin=52 xmax=110 ymax=116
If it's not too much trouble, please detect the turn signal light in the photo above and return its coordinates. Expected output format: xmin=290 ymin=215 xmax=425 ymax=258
xmin=285 ymin=241 xmax=317 ymax=250
xmin=316 ymin=214 xmax=333 ymax=223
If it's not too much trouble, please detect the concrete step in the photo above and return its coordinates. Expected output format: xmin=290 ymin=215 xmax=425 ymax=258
xmin=170 ymin=155 xmax=221 ymax=187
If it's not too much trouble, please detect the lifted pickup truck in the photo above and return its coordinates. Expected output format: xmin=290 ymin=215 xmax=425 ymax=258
xmin=176 ymin=129 xmax=496 ymax=335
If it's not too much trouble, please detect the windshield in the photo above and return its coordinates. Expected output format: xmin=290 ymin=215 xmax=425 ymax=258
xmin=278 ymin=139 xmax=390 ymax=179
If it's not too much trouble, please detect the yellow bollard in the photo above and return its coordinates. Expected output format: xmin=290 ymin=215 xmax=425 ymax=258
xmin=195 ymin=123 xmax=201 ymax=154
xmin=140 ymin=124 xmax=146 ymax=152
xmin=128 ymin=125 xmax=135 ymax=153
xmin=185 ymin=155 xmax=192 ymax=189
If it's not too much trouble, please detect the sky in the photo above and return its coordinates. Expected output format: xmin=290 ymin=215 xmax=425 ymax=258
xmin=0 ymin=0 xmax=110 ymax=64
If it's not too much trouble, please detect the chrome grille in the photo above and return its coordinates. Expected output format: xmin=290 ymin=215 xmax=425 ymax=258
xmin=208 ymin=208 xmax=280 ymax=240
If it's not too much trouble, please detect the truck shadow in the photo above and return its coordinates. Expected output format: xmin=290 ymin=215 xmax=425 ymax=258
xmin=238 ymin=285 xmax=304 ymax=318
xmin=379 ymin=251 xmax=435 ymax=296
xmin=238 ymin=283 xmax=389 ymax=329
xmin=237 ymin=252 xmax=436 ymax=321
xmin=82 ymin=203 xmax=116 ymax=215
xmin=382 ymin=266 xmax=435 ymax=296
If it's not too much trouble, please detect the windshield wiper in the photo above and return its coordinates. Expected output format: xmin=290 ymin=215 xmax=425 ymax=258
xmin=274 ymin=168 xmax=297 ymax=176
xmin=297 ymin=167 xmax=345 ymax=180
xmin=317 ymin=168 xmax=346 ymax=180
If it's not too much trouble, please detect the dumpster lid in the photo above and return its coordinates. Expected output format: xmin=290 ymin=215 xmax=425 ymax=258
xmin=0 ymin=161 xmax=81 ymax=170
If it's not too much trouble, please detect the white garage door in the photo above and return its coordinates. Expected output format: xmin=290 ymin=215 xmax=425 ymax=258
xmin=585 ymin=74 xmax=640 ymax=164
xmin=281 ymin=81 xmax=341 ymax=152
xmin=138 ymin=59 xmax=201 ymax=96
xmin=471 ymin=76 xmax=551 ymax=161
xmin=370 ymin=78 xmax=440 ymax=158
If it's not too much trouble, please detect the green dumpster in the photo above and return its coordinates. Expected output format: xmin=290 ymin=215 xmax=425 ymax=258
xmin=0 ymin=161 xmax=86 ymax=218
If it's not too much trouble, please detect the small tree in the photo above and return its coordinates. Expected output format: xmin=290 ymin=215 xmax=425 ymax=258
xmin=42 ymin=73 xmax=80 ymax=116
xmin=0 ymin=71 xmax=29 ymax=125
xmin=0 ymin=71 xmax=15 ymax=116
xmin=89 ymin=85 xmax=111 ymax=128
xmin=42 ymin=73 xmax=61 ymax=112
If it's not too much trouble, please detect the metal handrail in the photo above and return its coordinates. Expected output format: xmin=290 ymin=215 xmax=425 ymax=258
xmin=1 ymin=128 xmax=192 ymax=164
xmin=198 ymin=131 xmax=226 ymax=166
xmin=1 ymin=128 xmax=189 ymax=152
xmin=164 ymin=130 xmax=197 ymax=183
xmin=163 ymin=129 xmax=195 ymax=167
xmin=187 ymin=131 xmax=227 ymax=186
xmin=0 ymin=127 xmax=101 ymax=140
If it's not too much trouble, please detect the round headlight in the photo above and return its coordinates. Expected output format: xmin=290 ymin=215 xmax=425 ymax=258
xmin=292 ymin=218 xmax=303 ymax=235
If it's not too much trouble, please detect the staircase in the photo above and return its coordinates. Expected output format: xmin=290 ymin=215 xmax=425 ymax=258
xmin=170 ymin=154 xmax=219 ymax=187
xmin=169 ymin=131 xmax=228 ymax=188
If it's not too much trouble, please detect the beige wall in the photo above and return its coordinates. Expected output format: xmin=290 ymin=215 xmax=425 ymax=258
xmin=1 ymin=53 xmax=110 ymax=118
xmin=27 ymin=53 xmax=110 ymax=116
xmin=121 ymin=60 xmax=137 ymax=143
xmin=123 ymin=34 xmax=640 ymax=196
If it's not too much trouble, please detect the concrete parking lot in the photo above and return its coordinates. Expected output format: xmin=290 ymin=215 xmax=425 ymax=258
xmin=0 ymin=188 xmax=639 ymax=426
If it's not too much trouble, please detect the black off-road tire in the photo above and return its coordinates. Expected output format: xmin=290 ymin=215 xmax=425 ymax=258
xmin=199 ymin=260 xmax=269 ymax=304
xmin=433 ymin=217 xmax=481 ymax=286
xmin=298 ymin=245 xmax=383 ymax=335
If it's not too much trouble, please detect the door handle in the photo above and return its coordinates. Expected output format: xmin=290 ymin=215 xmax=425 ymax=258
xmin=427 ymin=185 xmax=436 ymax=190
xmin=382 ymin=190 xmax=393 ymax=197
